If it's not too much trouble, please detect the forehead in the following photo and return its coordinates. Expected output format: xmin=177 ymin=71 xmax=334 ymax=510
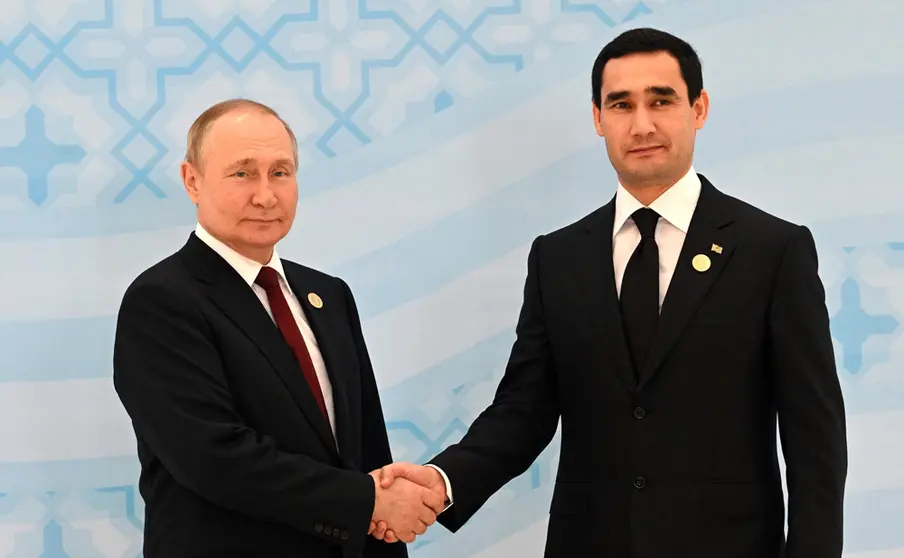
xmin=203 ymin=110 xmax=294 ymax=163
xmin=600 ymin=51 xmax=686 ymax=95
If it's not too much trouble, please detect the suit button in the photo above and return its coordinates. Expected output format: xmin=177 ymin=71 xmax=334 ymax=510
xmin=333 ymin=529 xmax=342 ymax=538
xmin=324 ymin=526 xmax=333 ymax=536
xmin=633 ymin=407 xmax=646 ymax=419
xmin=314 ymin=523 xmax=323 ymax=533
xmin=633 ymin=476 xmax=646 ymax=489
xmin=341 ymin=531 xmax=349 ymax=541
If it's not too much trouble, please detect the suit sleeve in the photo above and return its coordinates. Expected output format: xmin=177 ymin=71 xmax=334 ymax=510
xmin=339 ymin=278 xmax=409 ymax=558
xmin=428 ymin=235 xmax=561 ymax=531
xmin=112 ymin=281 xmax=376 ymax=555
xmin=769 ymin=225 xmax=848 ymax=558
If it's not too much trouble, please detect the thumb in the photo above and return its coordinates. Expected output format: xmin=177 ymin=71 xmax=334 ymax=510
xmin=380 ymin=462 xmax=417 ymax=488
xmin=379 ymin=464 xmax=398 ymax=488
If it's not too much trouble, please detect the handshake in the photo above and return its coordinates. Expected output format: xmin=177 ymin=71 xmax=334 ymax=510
xmin=367 ymin=462 xmax=449 ymax=544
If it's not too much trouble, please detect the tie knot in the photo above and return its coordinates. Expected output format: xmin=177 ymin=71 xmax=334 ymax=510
xmin=255 ymin=266 xmax=280 ymax=290
xmin=631 ymin=208 xmax=659 ymax=239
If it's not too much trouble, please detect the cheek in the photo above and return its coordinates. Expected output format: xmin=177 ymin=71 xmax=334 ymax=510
xmin=212 ymin=191 xmax=250 ymax=216
xmin=601 ymin=122 xmax=629 ymax=147
xmin=277 ymin=187 xmax=298 ymax=206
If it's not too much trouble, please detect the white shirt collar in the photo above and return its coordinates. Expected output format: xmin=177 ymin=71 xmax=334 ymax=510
xmin=613 ymin=165 xmax=701 ymax=237
xmin=194 ymin=223 xmax=289 ymax=289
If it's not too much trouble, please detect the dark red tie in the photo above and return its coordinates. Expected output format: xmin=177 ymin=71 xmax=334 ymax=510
xmin=255 ymin=266 xmax=329 ymax=422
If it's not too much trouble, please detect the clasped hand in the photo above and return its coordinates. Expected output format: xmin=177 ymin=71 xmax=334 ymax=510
xmin=368 ymin=463 xmax=447 ymax=544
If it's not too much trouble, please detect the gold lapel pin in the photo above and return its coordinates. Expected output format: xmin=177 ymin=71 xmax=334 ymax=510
xmin=307 ymin=292 xmax=323 ymax=309
xmin=692 ymin=254 xmax=711 ymax=272
xmin=711 ymin=243 xmax=723 ymax=254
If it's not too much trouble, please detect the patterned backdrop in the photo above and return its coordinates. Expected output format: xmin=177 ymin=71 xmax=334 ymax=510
xmin=0 ymin=0 xmax=902 ymax=556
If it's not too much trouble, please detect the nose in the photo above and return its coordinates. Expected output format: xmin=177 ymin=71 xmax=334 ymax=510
xmin=629 ymin=106 xmax=655 ymax=137
xmin=251 ymin=179 xmax=278 ymax=209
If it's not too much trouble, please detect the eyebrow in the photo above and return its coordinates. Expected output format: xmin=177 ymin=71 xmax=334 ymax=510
xmin=604 ymin=85 xmax=679 ymax=104
xmin=225 ymin=157 xmax=296 ymax=171
xmin=225 ymin=158 xmax=255 ymax=171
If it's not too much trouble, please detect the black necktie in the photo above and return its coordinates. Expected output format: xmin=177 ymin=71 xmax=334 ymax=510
xmin=620 ymin=207 xmax=660 ymax=380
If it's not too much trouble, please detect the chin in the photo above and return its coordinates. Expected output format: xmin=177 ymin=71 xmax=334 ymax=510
xmin=620 ymin=168 xmax=670 ymax=188
xmin=245 ymin=226 xmax=287 ymax=244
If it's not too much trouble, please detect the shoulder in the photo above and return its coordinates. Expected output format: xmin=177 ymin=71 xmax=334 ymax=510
xmin=280 ymin=259 xmax=357 ymax=303
xmin=710 ymin=182 xmax=814 ymax=251
xmin=531 ymin=204 xmax=612 ymax=252
xmin=281 ymin=259 xmax=348 ymax=288
xmin=118 ymin=251 xmax=198 ymax=314
xmin=280 ymin=259 xmax=369 ymax=325
xmin=721 ymin=190 xmax=801 ymax=234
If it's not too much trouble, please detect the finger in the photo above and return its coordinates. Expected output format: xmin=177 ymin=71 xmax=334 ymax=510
xmin=414 ymin=520 xmax=428 ymax=536
xmin=418 ymin=505 xmax=437 ymax=527
xmin=373 ymin=521 xmax=388 ymax=539
xmin=382 ymin=463 xmax=439 ymax=489
xmin=422 ymin=488 xmax=446 ymax=515
xmin=379 ymin=462 xmax=417 ymax=488
xmin=399 ymin=531 xmax=416 ymax=544
xmin=368 ymin=521 xmax=376 ymax=535
xmin=384 ymin=530 xmax=398 ymax=543
xmin=379 ymin=464 xmax=400 ymax=488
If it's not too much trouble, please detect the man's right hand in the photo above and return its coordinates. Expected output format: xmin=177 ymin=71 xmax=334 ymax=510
xmin=369 ymin=470 xmax=445 ymax=544
xmin=369 ymin=464 xmax=448 ymax=543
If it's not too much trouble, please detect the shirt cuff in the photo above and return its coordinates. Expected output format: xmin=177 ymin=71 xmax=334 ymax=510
xmin=424 ymin=464 xmax=453 ymax=512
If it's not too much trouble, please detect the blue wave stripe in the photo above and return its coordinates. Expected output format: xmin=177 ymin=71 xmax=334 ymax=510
xmin=0 ymin=317 xmax=114 ymax=381
xmin=379 ymin=329 xmax=517 ymax=416
xmin=0 ymin=456 xmax=138 ymax=493
xmin=2 ymin=304 xmax=901 ymax=423
xmin=333 ymin=145 xmax=612 ymax=320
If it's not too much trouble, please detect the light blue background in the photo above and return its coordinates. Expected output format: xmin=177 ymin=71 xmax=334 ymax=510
xmin=1 ymin=0 xmax=902 ymax=556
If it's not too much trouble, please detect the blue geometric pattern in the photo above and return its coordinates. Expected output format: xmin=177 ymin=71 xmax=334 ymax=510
xmin=832 ymin=277 xmax=900 ymax=375
xmin=2 ymin=0 xmax=904 ymax=556
xmin=0 ymin=0 xmax=655 ymax=209
xmin=0 ymin=107 xmax=86 ymax=205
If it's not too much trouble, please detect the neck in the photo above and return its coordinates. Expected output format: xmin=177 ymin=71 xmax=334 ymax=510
xmin=198 ymin=222 xmax=274 ymax=265
xmin=621 ymin=182 xmax=673 ymax=206
xmin=242 ymin=247 xmax=274 ymax=265
xmin=223 ymin=239 xmax=274 ymax=265
xmin=620 ymin=164 xmax=692 ymax=206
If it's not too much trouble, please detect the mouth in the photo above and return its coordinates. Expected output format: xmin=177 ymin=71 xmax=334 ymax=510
xmin=628 ymin=145 xmax=665 ymax=155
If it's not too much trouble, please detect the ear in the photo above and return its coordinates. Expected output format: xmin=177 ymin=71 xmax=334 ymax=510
xmin=181 ymin=161 xmax=201 ymax=204
xmin=693 ymin=89 xmax=709 ymax=130
xmin=592 ymin=101 xmax=604 ymax=137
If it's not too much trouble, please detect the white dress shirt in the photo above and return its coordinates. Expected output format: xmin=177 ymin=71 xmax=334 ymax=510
xmin=194 ymin=224 xmax=336 ymax=438
xmin=612 ymin=166 xmax=701 ymax=307
xmin=430 ymin=166 xmax=702 ymax=509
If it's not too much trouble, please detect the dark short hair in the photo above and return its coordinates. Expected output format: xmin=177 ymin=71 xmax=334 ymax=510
xmin=591 ymin=27 xmax=703 ymax=108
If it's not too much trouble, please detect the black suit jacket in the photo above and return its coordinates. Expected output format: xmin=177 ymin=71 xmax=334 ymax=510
xmin=429 ymin=175 xmax=847 ymax=557
xmin=113 ymin=233 xmax=407 ymax=558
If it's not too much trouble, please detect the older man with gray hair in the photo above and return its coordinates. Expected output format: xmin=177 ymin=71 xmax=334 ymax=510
xmin=112 ymin=99 xmax=443 ymax=557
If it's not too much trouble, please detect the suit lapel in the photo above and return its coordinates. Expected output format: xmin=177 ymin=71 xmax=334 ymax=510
xmin=283 ymin=266 xmax=355 ymax=459
xmin=180 ymin=235 xmax=340 ymax=459
xmin=637 ymin=176 xmax=736 ymax=390
xmin=577 ymin=203 xmax=637 ymax=392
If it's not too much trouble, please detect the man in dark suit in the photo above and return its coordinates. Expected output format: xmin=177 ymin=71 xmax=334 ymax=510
xmin=113 ymin=99 xmax=444 ymax=557
xmin=372 ymin=28 xmax=848 ymax=557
